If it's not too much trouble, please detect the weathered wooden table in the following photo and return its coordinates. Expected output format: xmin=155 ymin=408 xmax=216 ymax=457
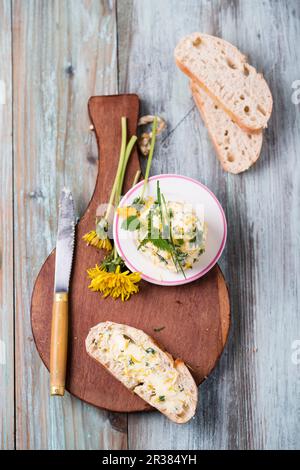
xmin=1 ymin=0 xmax=299 ymax=450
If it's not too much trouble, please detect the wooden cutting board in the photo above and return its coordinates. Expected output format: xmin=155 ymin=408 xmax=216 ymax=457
xmin=31 ymin=94 xmax=230 ymax=412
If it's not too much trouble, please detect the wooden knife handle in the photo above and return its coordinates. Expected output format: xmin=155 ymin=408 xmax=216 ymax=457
xmin=50 ymin=292 xmax=68 ymax=396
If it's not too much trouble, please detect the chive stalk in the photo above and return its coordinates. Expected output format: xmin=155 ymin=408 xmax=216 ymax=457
xmin=105 ymin=117 xmax=127 ymax=221
xmin=116 ymin=135 xmax=138 ymax=205
xmin=141 ymin=116 xmax=158 ymax=199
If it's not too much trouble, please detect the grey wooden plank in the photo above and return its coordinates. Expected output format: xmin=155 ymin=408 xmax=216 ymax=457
xmin=118 ymin=0 xmax=300 ymax=449
xmin=0 ymin=0 xmax=14 ymax=450
xmin=13 ymin=0 xmax=127 ymax=449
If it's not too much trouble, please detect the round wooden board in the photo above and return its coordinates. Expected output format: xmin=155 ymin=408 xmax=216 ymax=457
xmin=31 ymin=95 xmax=230 ymax=413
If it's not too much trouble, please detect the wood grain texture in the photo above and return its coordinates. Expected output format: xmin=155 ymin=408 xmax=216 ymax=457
xmin=0 ymin=0 xmax=14 ymax=451
xmin=12 ymin=0 xmax=127 ymax=450
xmin=31 ymin=94 xmax=230 ymax=413
xmin=118 ymin=0 xmax=300 ymax=450
xmin=2 ymin=0 xmax=300 ymax=450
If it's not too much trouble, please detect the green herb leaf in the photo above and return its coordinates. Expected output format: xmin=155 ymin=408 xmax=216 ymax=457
xmin=101 ymin=251 xmax=125 ymax=272
xmin=123 ymin=334 xmax=133 ymax=343
xmin=153 ymin=326 xmax=165 ymax=332
xmin=132 ymin=196 xmax=145 ymax=211
xmin=157 ymin=253 xmax=168 ymax=264
xmin=146 ymin=347 xmax=156 ymax=354
xmin=121 ymin=215 xmax=140 ymax=231
xmin=137 ymin=238 xmax=149 ymax=250
xmin=161 ymin=193 xmax=171 ymax=239
xmin=147 ymin=209 xmax=153 ymax=238
xmin=157 ymin=180 xmax=162 ymax=207
xmin=158 ymin=395 xmax=166 ymax=402
xmin=150 ymin=237 xmax=173 ymax=252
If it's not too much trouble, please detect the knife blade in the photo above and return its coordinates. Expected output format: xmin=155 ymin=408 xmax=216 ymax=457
xmin=50 ymin=188 xmax=75 ymax=396
xmin=54 ymin=188 xmax=75 ymax=292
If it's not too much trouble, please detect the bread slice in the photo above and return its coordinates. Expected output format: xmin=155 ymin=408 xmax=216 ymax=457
xmin=175 ymin=33 xmax=272 ymax=131
xmin=86 ymin=321 xmax=198 ymax=423
xmin=191 ymin=81 xmax=263 ymax=174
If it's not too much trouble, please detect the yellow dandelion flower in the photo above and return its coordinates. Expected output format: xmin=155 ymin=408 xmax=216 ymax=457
xmin=82 ymin=230 xmax=112 ymax=251
xmin=117 ymin=206 xmax=137 ymax=218
xmin=87 ymin=265 xmax=141 ymax=301
xmin=86 ymin=264 xmax=105 ymax=279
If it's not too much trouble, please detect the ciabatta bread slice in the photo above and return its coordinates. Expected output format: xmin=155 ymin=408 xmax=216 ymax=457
xmin=175 ymin=33 xmax=272 ymax=131
xmin=191 ymin=81 xmax=263 ymax=174
xmin=86 ymin=321 xmax=198 ymax=423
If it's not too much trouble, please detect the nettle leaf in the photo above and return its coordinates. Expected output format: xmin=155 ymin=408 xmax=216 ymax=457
xmin=151 ymin=238 xmax=173 ymax=253
xmin=121 ymin=215 xmax=140 ymax=231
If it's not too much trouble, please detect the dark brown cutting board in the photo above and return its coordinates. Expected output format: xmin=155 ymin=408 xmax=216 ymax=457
xmin=31 ymin=94 xmax=230 ymax=412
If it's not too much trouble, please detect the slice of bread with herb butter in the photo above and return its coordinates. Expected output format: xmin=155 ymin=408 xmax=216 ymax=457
xmin=86 ymin=321 xmax=198 ymax=423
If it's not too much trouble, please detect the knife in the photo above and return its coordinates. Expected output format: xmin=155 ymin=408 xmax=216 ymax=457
xmin=50 ymin=188 xmax=75 ymax=396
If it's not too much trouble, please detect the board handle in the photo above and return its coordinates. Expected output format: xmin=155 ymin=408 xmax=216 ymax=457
xmin=87 ymin=95 xmax=141 ymax=204
xmin=50 ymin=292 xmax=68 ymax=396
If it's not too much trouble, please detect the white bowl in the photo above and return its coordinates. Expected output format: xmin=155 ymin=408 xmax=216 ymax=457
xmin=113 ymin=174 xmax=227 ymax=286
